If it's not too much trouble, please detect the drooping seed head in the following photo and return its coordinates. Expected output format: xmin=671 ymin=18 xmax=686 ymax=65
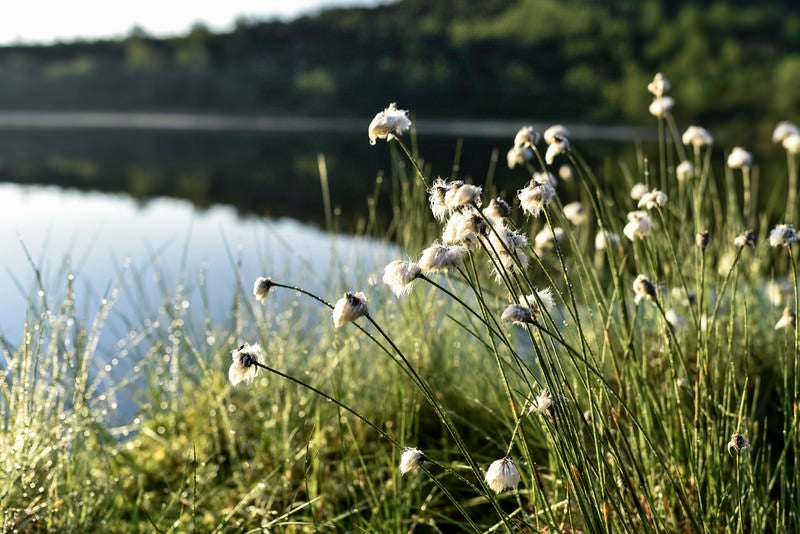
xmin=484 ymin=456 xmax=521 ymax=494
xmin=544 ymin=124 xmax=571 ymax=145
xmin=518 ymin=178 xmax=556 ymax=218
xmin=332 ymin=291 xmax=369 ymax=327
xmin=253 ymin=277 xmax=273 ymax=301
xmin=733 ymin=230 xmax=755 ymax=248
xmin=418 ymin=242 xmax=468 ymax=273
xmin=514 ymin=125 xmax=541 ymax=149
xmin=399 ymin=447 xmax=427 ymax=474
xmin=483 ymin=197 xmax=512 ymax=222
xmin=638 ymin=189 xmax=668 ymax=210
xmin=545 ymin=135 xmax=570 ymax=164
xmin=229 ymin=343 xmax=264 ymax=386
xmin=727 ymin=432 xmax=751 ymax=455
xmin=696 ymin=230 xmax=711 ymax=250
xmin=382 ymin=260 xmax=421 ymax=298
xmin=633 ymin=274 xmax=658 ymax=305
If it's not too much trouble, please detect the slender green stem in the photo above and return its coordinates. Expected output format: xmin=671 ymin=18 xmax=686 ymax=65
xmin=252 ymin=360 xmax=398 ymax=445
xmin=787 ymin=151 xmax=797 ymax=226
xmin=393 ymin=136 xmax=429 ymax=189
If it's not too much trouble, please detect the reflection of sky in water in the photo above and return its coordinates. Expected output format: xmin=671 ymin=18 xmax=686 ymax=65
xmin=0 ymin=183 xmax=399 ymax=345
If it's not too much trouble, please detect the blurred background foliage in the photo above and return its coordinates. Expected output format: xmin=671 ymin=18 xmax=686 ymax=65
xmin=0 ymin=0 xmax=797 ymax=137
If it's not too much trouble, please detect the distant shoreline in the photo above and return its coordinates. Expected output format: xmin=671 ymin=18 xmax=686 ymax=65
xmin=0 ymin=111 xmax=657 ymax=141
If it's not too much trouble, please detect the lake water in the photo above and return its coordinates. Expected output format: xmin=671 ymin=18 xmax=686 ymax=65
xmin=0 ymin=181 xmax=404 ymax=426
xmin=0 ymin=183 xmax=399 ymax=344
xmin=0 ymin=116 xmax=657 ymax=351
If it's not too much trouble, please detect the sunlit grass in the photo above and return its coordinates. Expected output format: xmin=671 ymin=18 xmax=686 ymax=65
xmin=3 ymin=86 xmax=800 ymax=532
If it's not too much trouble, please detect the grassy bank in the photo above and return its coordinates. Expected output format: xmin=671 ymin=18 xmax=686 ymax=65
xmin=3 ymin=79 xmax=800 ymax=532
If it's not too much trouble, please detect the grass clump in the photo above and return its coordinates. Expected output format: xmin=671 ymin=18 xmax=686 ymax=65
xmin=4 ymin=76 xmax=800 ymax=532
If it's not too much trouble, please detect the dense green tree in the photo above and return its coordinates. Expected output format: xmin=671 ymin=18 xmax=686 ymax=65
xmin=0 ymin=0 xmax=797 ymax=136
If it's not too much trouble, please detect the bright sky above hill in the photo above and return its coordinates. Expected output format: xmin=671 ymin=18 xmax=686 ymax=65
xmin=0 ymin=0 xmax=384 ymax=45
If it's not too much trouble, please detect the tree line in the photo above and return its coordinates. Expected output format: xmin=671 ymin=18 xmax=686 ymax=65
xmin=0 ymin=0 xmax=798 ymax=145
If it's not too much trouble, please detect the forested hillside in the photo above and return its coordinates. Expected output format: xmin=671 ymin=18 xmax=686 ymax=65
xmin=0 ymin=0 xmax=798 ymax=130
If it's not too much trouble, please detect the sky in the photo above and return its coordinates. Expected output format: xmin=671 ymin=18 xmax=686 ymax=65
xmin=0 ymin=0 xmax=384 ymax=45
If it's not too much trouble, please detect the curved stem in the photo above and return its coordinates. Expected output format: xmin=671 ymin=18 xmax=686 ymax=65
xmin=393 ymin=137 xmax=429 ymax=189
xmin=253 ymin=360 xmax=398 ymax=445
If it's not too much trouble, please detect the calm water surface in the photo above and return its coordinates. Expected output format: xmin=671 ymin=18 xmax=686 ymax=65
xmin=0 ymin=183 xmax=399 ymax=346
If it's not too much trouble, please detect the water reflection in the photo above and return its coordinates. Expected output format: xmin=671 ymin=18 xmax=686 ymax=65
xmin=0 ymin=125 xmax=657 ymax=228
xmin=0 ymin=183 xmax=398 ymax=345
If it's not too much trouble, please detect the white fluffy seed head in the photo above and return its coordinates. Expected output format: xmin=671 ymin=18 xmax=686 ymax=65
xmin=332 ymin=292 xmax=369 ymax=327
xmin=633 ymin=274 xmax=657 ymax=305
xmin=562 ymin=201 xmax=587 ymax=225
xmin=368 ymin=103 xmax=411 ymax=145
xmin=638 ymin=190 xmax=668 ymax=210
xmin=647 ymin=72 xmax=671 ymax=97
xmin=506 ymin=145 xmax=533 ymax=169
xmin=648 ymin=96 xmax=674 ymax=117
xmin=229 ymin=343 xmax=264 ymax=386
xmin=501 ymin=304 xmax=533 ymax=326
xmin=545 ymin=136 xmax=570 ymax=164
xmin=399 ymin=447 xmax=427 ymax=474
xmin=418 ymin=242 xmax=468 ymax=273
xmin=382 ymin=260 xmax=421 ymax=297
xmin=773 ymin=121 xmax=800 ymax=144
xmin=253 ymin=277 xmax=273 ymax=301
xmin=595 ymin=230 xmax=620 ymax=251
xmin=630 ymin=183 xmax=648 ymax=200
xmin=483 ymin=197 xmax=512 ymax=222
xmin=544 ymin=124 xmax=570 ymax=145
xmin=623 ymin=211 xmax=652 ymax=241
xmin=514 ymin=125 xmax=540 ymax=149
xmin=769 ymin=224 xmax=799 ymax=247
xmin=676 ymin=160 xmax=694 ymax=181
xmin=727 ymin=146 xmax=753 ymax=169
xmin=485 ymin=457 xmax=521 ymax=494
xmin=518 ymin=179 xmax=556 ymax=218
xmin=534 ymin=227 xmax=565 ymax=250
xmin=682 ymin=125 xmax=714 ymax=147
xmin=783 ymin=133 xmax=800 ymax=154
